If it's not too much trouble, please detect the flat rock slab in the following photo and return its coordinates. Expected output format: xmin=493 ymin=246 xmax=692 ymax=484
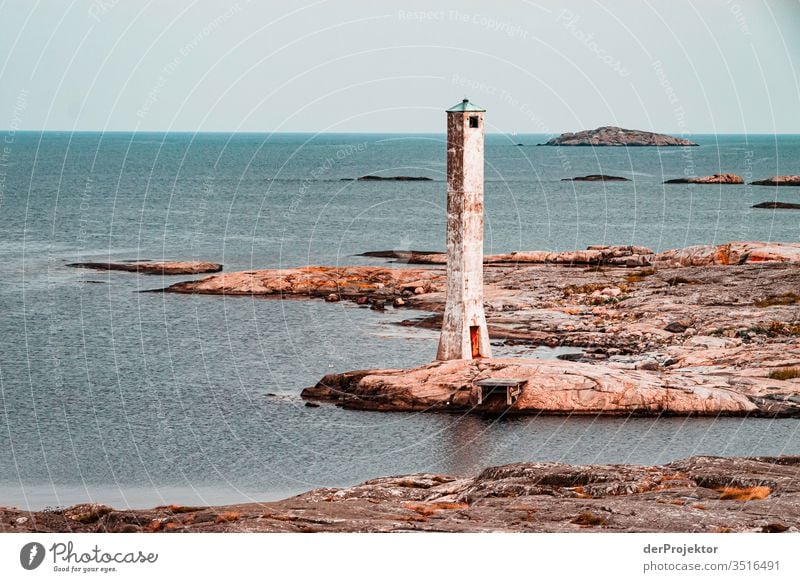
xmin=67 ymin=261 xmax=222 ymax=275
xmin=163 ymin=266 xmax=445 ymax=298
xmin=656 ymin=241 xmax=800 ymax=266
xmin=365 ymin=245 xmax=655 ymax=267
xmin=341 ymin=175 xmax=433 ymax=181
xmin=361 ymin=242 xmax=800 ymax=267
xmin=5 ymin=456 xmax=799 ymax=532
xmin=301 ymin=357 xmax=796 ymax=417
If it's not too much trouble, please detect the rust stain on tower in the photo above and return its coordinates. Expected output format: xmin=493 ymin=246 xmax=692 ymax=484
xmin=437 ymin=99 xmax=492 ymax=361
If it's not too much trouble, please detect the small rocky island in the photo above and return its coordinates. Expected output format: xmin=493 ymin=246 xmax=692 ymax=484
xmin=4 ymin=456 xmax=799 ymax=532
xmin=562 ymin=174 xmax=630 ymax=182
xmin=664 ymin=173 xmax=743 ymax=184
xmin=751 ymin=176 xmax=800 ymax=186
xmin=753 ymin=201 xmax=800 ymax=210
xmin=68 ymin=260 xmax=222 ymax=275
xmin=542 ymin=126 xmax=697 ymax=147
xmin=342 ymin=175 xmax=433 ymax=181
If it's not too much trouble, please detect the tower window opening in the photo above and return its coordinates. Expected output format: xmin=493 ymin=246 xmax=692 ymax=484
xmin=469 ymin=116 xmax=479 ymax=128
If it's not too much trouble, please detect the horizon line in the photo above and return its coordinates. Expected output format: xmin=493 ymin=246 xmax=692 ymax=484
xmin=4 ymin=129 xmax=800 ymax=136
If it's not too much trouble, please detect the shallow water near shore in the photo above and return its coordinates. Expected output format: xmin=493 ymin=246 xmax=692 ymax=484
xmin=1 ymin=131 xmax=799 ymax=510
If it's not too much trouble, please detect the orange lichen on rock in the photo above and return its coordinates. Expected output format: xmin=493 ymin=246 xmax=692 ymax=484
xmin=571 ymin=512 xmax=609 ymax=526
xmin=715 ymin=243 xmax=732 ymax=265
xmin=571 ymin=486 xmax=593 ymax=499
xmin=404 ymin=502 xmax=468 ymax=517
xmin=717 ymin=486 xmax=771 ymax=501
xmin=215 ymin=511 xmax=241 ymax=523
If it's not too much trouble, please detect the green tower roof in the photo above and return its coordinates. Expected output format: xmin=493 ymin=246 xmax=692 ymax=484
xmin=446 ymin=98 xmax=485 ymax=113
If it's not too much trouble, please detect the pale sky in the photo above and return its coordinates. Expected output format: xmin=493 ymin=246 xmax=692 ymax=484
xmin=1 ymin=0 xmax=799 ymax=134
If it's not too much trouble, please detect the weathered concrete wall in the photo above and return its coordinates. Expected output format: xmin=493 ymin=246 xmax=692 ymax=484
xmin=437 ymin=110 xmax=491 ymax=360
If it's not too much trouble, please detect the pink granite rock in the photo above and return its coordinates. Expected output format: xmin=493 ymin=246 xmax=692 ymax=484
xmin=655 ymin=242 xmax=800 ymax=266
xmin=164 ymin=266 xmax=446 ymax=297
xmin=302 ymin=358 xmax=763 ymax=416
xmin=751 ymin=175 xmax=800 ymax=186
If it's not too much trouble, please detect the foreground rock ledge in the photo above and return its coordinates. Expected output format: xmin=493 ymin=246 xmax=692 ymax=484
xmin=68 ymin=260 xmax=222 ymax=275
xmin=301 ymin=358 xmax=799 ymax=417
xmin=4 ymin=456 xmax=799 ymax=532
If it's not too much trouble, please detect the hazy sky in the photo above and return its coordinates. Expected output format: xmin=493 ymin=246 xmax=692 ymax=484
xmin=1 ymin=0 xmax=799 ymax=133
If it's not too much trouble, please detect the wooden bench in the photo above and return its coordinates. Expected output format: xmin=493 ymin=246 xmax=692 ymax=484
xmin=474 ymin=378 xmax=526 ymax=406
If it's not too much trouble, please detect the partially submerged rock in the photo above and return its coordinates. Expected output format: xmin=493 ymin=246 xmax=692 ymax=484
xmin=342 ymin=175 xmax=433 ymax=181
xmin=562 ymin=174 xmax=630 ymax=182
xmin=358 ymin=250 xmax=444 ymax=263
xmin=753 ymin=201 xmax=800 ymax=209
xmin=664 ymin=173 xmax=743 ymax=184
xmin=751 ymin=176 xmax=800 ymax=186
xmin=67 ymin=261 xmax=222 ymax=275
xmin=301 ymin=357 xmax=799 ymax=417
xmin=541 ymin=127 xmax=697 ymax=147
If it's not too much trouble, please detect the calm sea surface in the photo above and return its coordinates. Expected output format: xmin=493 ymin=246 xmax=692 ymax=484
xmin=1 ymin=132 xmax=799 ymax=509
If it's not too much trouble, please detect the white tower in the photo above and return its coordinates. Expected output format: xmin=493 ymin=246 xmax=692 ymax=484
xmin=437 ymin=99 xmax=492 ymax=361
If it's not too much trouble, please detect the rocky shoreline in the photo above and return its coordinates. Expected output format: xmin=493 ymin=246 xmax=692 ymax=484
xmin=355 ymin=241 xmax=800 ymax=267
xmin=158 ymin=241 xmax=800 ymax=419
xmin=3 ymin=456 xmax=798 ymax=532
xmin=27 ymin=240 xmax=800 ymax=533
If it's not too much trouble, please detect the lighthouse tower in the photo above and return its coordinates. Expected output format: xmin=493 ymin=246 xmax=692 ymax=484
xmin=437 ymin=99 xmax=492 ymax=361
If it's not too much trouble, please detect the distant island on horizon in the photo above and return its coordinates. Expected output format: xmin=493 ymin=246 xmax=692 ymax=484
xmin=540 ymin=126 xmax=698 ymax=146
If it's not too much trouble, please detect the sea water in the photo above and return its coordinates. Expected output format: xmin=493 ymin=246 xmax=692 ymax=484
xmin=0 ymin=131 xmax=798 ymax=509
